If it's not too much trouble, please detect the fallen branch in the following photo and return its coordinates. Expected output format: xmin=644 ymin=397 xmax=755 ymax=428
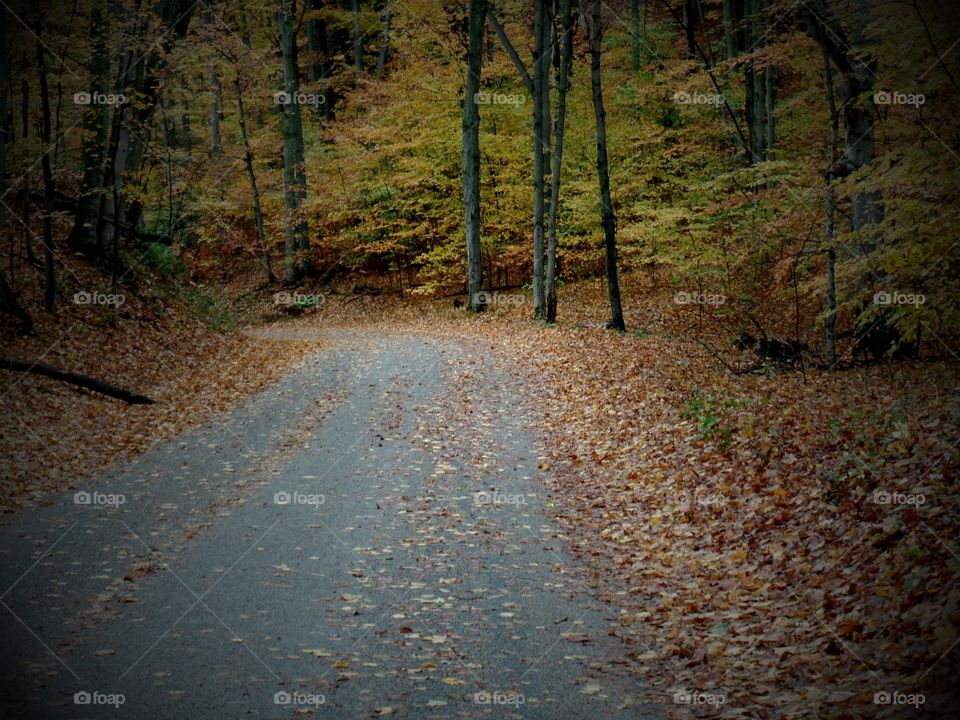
xmin=0 ymin=359 xmax=156 ymax=404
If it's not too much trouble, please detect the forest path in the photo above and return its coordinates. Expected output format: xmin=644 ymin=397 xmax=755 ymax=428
xmin=0 ymin=329 xmax=662 ymax=719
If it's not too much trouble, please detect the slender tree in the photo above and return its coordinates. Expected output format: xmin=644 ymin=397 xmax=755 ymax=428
xmin=546 ymin=0 xmax=575 ymax=323
xmin=279 ymin=0 xmax=308 ymax=283
xmin=376 ymin=0 xmax=392 ymax=77
xmin=462 ymin=0 xmax=487 ymax=312
xmin=35 ymin=24 xmax=55 ymax=310
xmin=589 ymin=0 xmax=624 ymax=331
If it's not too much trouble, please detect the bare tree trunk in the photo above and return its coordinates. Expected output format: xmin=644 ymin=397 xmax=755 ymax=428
xmin=531 ymin=0 xmax=550 ymax=320
xmin=235 ymin=75 xmax=276 ymax=283
xmin=203 ymin=0 xmax=221 ymax=155
xmin=804 ymin=0 xmax=882 ymax=236
xmin=823 ymin=46 xmax=838 ymax=369
xmin=589 ymin=0 xmax=624 ymax=331
xmin=279 ymin=0 xmax=302 ymax=284
xmin=68 ymin=7 xmax=108 ymax=255
xmin=36 ymin=28 xmax=56 ymax=310
xmin=631 ymin=0 xmax=641 ymax=71
xmin=546 ymin=0 xmax=574 ymax=323
xmin=352 ymin=0 xmax=363 ymax=80
xmin=462 ymin=0 xmax=486 ymax=312
xmin=376 ymin=0 xmax=392 ymax=77
xmin=722 ymin=0 xmax=735 ymax=60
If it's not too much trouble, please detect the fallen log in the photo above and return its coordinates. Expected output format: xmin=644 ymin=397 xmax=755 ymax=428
xmin=0 ymin=359 xmax=156 ymax=404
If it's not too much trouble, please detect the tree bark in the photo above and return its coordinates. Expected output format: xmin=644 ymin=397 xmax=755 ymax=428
xmin=352 ymin=0 xmax=363 ymax=80
xmin=0 ymin=359 xmax=156 ymax=404
xmin=531 ymin=0 xmax=550 ymax=320
xmin=203 ymin=0 xmax=222 ymax=155
xmin=280 ymin=0 xmax=300 ymax=283
xmin=36 ymin=28 xmax=56 ymax=311
xmin=722 ymin=0 xmax=735 ymax=60
xmin=823 ymin=46 xmax=838 ymax=369
xmin=589 ymin=0 xmax=624 ymax=331
xmin=803 ymin=0 xmax=882 ymax=235
xmin=462 ymin=0 xmax=486 ymax=312
xmin=67 ymin=7 xmax=109 ymax=255
xmin=546 ymin=0 xmax=574 ymax=323
xmin=376 ymin=0 xmax=392 ymax=77
xmin=235 ymin=75 xmax=276 ymax=283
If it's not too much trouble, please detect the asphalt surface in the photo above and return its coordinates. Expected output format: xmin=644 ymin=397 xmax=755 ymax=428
xmin=0 ymin=331 xmax=663 ymax=719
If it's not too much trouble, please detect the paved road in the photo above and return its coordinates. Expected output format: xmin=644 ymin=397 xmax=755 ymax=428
xmin=0 ymin=331 xmax=662 ymax=719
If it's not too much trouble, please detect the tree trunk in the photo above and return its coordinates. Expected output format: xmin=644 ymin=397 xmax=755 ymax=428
xmin=203 ymin=1 xmax=221 ymax=155
xmin=804 ymin=0 xmax=882 ymax=236
xmin=765 ymin=63 xmax=776 ymax=161
xmin=744 ymin=0 xmax=766 ymax=164
xmin=631 ymin=0 xmax=641 ymax=71
xmin=684 ymin=0 xmax=697 ymax=59
xmin=531 ymin=0 xmax=550 ymax=320
xmin=376 ymin=0 xmax=392 ymax=77
xmin=279 ymin=0 xmax=306 ymax=283
xmin=352 ymin=0 xmax=363 ymax=80
xmin=823 ymin=46 xmax=838 ymax=369
xmin=0 ymin=359 xmax=155 ymax=404
xmin=20 ymin=78 xmax=28 ymax=139
xmin=462 ymin=0 xmax=486 ymax=312
xmin=546 ymin=0 xmax=574 ymax=323
xmin=36 ymin=31 xmax=56 ymax=311
xmin=589 ymin=0 xmax=624 ymax=331
xmin=722 ymin=0 xmax=735 ymax=60
xmin=235 ymin=75 xmax=276 ymax=283
xmin=67 ymin=7 xmax=108 ymax=255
